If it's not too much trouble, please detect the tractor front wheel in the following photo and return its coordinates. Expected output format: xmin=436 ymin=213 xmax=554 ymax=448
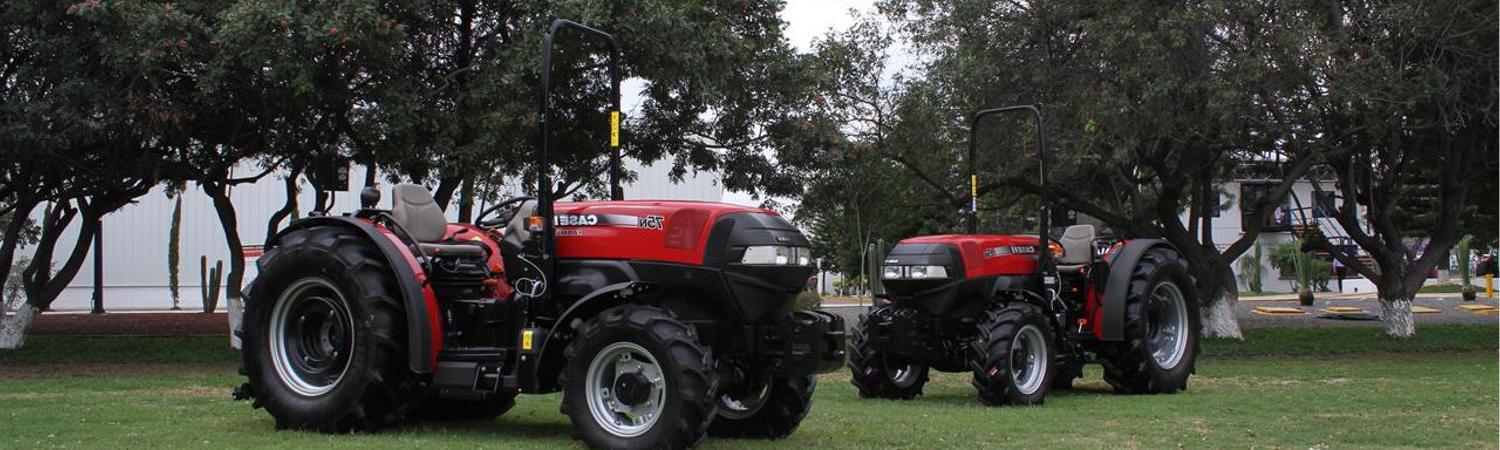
xmin=1100 ymin=247 xmax=1201 ymax=394
xmin=561 ymin=305 xmax=717 ymax=450
xmin=970 ymin=303 xmax=1055 ymax=406
xmin=706 ymin=375 xmax=815 ymax=439
xmin=847 ymin=311 xmax=929 ymax=399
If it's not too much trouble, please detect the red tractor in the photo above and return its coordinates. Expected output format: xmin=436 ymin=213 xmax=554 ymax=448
xmin=848 ymin=105 xmax=1200 ymax=405
xmin=237 ymin=19 xmax=844 ymax=449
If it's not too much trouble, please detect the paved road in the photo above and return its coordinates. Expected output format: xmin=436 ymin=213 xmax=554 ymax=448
xmin=819 ymin=296 xmax=1499 ymax=329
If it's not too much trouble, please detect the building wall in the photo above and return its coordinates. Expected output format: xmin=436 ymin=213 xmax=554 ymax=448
xmin=1193 ymin=179 xmax=1382 ymax=294
xmin=28 ymin=159 xmax=724 ymax=311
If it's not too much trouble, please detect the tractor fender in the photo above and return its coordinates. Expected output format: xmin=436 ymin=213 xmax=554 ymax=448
xmin=1099 ymin=238 xmax=1178 ymax=341
xmin=266 ymin=216 xmax=441 ymax=374
xmin=534 ymin=281 xmax=656 ymax=389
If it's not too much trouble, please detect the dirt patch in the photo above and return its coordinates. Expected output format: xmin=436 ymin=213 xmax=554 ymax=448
xmin=0 ymin=363 xmax=233 ymax=380
xmin=28 ymin=312 xmax=228 ymax=336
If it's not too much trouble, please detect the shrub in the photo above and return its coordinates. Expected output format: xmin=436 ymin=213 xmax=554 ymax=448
xmin=1269 ymin=240 xmax=1331 ymax=291
xmin=795 ymin=291 xmax=823 ymax=311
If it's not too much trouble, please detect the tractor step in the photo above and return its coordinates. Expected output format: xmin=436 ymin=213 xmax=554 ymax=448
xmin=433 ymin=348 xmax=514 ymax=395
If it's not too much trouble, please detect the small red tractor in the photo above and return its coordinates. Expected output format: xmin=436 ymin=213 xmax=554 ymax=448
xmin=237 ymin=19 xmax=843 ymax=449
xmin=848 ymin=105 xmax=1200 ymax=405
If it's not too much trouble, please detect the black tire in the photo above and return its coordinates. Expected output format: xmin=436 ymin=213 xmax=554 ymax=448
xmin=1051 ymin=361 xmax=1082 ymax=391
xmin=707 ymin=375 xmax=815 ymax=439
xmin=847 ymin=310 xmax=928 ymax=399
xmin=561 ymin=305 xmax=717 ymax=450
xmin=410 ymin=392 xmax=519 ymax=421
xmin=240 ymin=225 xmax=417 ymax=431
xmin=1099 ymin=247 xmax=1201 ymax=394
xmin=970 ymin=303 xmax=1055 ymax=406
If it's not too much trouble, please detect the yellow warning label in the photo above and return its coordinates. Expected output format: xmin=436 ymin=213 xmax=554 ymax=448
xmin=970 ymin=174 xmax=978 ymax=197
xmin=521 ymin=329 xmax=534 ymax=350
xmin=610 ymin=110 xmax=620 ymax=147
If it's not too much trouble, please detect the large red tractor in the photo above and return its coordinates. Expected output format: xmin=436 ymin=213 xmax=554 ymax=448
xmin=237 ymin=19 xmax=844 ymax=449
xmin=848 ymin=105 xmax=1200 ymax=405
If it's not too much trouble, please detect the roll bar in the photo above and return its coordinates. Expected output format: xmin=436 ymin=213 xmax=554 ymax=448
xmin=527 ymin=18 xmax=623 ymax=305
xmin=965 ymin=104 xmax=1050 ymax=276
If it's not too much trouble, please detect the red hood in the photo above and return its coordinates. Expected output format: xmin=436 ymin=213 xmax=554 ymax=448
xmin=897 ymin=234 xmax=1057 ymax=279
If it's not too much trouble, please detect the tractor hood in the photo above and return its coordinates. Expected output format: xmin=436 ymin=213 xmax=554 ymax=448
xmin=888 ymin=234 xmax=1058 ymax=279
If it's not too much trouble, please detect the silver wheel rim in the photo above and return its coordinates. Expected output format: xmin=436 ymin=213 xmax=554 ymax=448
xmin=886 ymin=358 xmax=919 ymax=388
xmin=1010 ymin=324 xmax=1047 ymax=395
xmin=268 ymin=277 xmax=355 ymax=397
xmin=1147 ymin=281 xmax=1189 ymax=369
xmin=718 ymin=383 xmax=769 ymax=420
xmin=585 ymin=342 xmax=666 ymax=437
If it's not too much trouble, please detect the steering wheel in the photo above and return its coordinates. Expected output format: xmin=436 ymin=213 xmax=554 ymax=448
xmin=476 ymin=196 xmax=537 ymax=228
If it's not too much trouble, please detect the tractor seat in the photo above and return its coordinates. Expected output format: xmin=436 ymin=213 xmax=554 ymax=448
xmin=1055 ymin=224 xmax=1096 ymax=268
xmin=389 ymin=184 xmax=486 ymax=258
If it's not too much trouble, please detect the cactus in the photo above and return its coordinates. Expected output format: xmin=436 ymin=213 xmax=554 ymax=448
xmin=167 ymin=198 xmax=182 ymax=310
xmin=200 ymin=256 xmax=222 ymax=313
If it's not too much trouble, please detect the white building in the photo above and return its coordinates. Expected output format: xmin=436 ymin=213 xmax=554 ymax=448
xmin=1191 ymin=178 xmax=1383 ymax=294
xmin=30 ymin=159 xmax=727 ymax=312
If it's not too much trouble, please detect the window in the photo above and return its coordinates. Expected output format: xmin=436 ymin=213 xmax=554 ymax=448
xmin=1240 ymin=183 xmax=1290 ymax=231
xmin=1313 ymin=191 xmax=1337 ymax=218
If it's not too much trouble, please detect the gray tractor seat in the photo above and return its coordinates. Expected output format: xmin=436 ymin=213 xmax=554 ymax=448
xmin=504 ymin=200 xmax=537 ymax=244
xmin=388 ymin=184 xmax=486 ymax=258
xmin=1056 ymin=224 xmax=1096 ymax=267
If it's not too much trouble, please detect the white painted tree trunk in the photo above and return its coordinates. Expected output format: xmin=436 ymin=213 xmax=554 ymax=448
xmin=1201 ymin=266 xmax=1244 ymax=340
xmin=0 ymin=304 xmax=40 ymax=349
xmin=1202 ymin=291 xmax=1243 ymax=340
xmin=226 ymin=294 xmax=244 ymax=350
xmin=1381 ymin=297 xmax=1415 ymax=338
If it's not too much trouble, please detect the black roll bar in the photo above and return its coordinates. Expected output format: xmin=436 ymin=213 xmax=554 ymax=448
xmin=965 ymin=104 xmax=1050 ymax=277
xmin=527 ymin=18 xmax=623 ymax=307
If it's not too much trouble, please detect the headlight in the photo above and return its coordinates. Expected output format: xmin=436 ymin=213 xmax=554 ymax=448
xmin=881 ymin=265 xmax=950 ymax=279
xmin=907 ymin=265 xmax=948 ymax=279
xmin=741 ymin=246 xmax=813 ymax=266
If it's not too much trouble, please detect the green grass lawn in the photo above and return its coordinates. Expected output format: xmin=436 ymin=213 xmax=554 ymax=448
xmin=1418 ymin=283 xmax=1479 ymax=294
xmin=2 ymin=325 xmax=1496 ymax=449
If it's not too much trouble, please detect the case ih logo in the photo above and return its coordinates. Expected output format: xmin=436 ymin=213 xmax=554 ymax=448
xmin=640 ymin=215 xmax=665 ymax=230
xmin=554 ymin=213 xmax=664 ymax=230
xmin=555 ymin=214 xmax=600 ymax=226
xmin=983 ymin=245 xmax=1037 ymax=258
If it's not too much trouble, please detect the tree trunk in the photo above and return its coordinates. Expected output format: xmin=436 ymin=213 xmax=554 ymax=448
xmin=0 ymin=303 xmax=39 ymax=349
xmin=1201 ymin=266 xmax=1244 ymax=340
xmin=265 ymin=167 xmax=301 ymax=240
xmin=458 ymin=177 xmax=474 ymax=223
xmin=1380 ymin=296 xmax=1415 ymax=338
xmin=203 ymin=183 xmax=245 ymax=302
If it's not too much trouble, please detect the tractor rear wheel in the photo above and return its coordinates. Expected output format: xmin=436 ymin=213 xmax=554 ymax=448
xmin=411 ymin=392 xmax=519 ymax=421
xmin=561 ymin=305 xmax=717 ymax=450
xmin=240 ymin=225 xmax=416 ymax=431
xmin=970 ymin=303 xmax=1055 ymax=406
xmin=707 ymin=375 xmax=815 ymax=439
xmin=847 ymin=311 xmax=928 ymax=399
xmin=1099 ymin=247 xmax=1201 ymax=394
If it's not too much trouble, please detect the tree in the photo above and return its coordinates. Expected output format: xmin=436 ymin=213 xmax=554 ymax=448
xmin=855 ymin=0 xmax=1339 ymax=339
xmin=0 ymin=2 xmax=184 ymax=346
xmin=1298 ymin=0 xmax=1496 ymax=337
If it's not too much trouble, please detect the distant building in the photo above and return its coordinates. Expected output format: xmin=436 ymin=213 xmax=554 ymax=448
xmin=1190 ymin=177 xmax=1382 ymax=294
xmin=31 ymin=159 xmax=725 ymax=311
